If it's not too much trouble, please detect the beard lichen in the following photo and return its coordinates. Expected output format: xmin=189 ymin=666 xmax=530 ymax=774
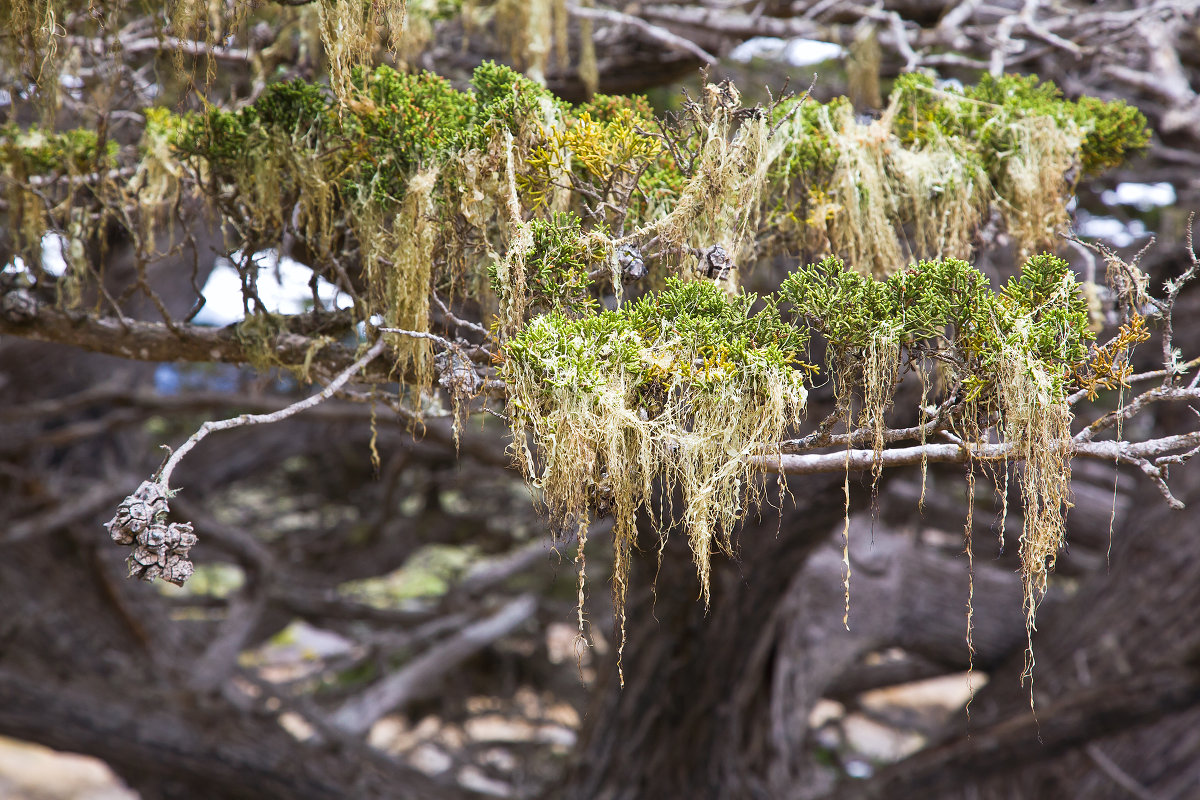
xmin=782 ymin=253 xmax=1093 ymax=683
xmin=2 ymin=39 xmax=1154 ymax=694
xmin=626 ymin=83 xmax=779 ymax=283
xmin=770 ymin=72 xmax=1146 ymax=276
xmin=503 ymin=278 xmax=810 ymax=680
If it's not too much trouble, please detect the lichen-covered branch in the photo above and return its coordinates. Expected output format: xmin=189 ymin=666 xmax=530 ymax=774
xmin=0 ymin=291 xmax=376 ymax=378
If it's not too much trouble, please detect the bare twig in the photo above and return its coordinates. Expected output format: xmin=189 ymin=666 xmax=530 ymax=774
xmin=156 ymin=338 xmax=387 ymax=490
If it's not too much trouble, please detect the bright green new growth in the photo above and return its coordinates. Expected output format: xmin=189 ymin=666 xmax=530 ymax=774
xmin=489 ymin=211 xmax=607 ymax=315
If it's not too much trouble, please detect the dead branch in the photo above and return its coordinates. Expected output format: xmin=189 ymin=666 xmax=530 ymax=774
xmin=329 ymin=594 xmax=539 ymax=736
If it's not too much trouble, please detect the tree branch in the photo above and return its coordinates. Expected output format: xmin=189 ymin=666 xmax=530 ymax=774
xmin=570 ymin=4 xmax=719 ymax=65
xmin=817 ymin=666 xmax=1200 ymax=800
xmin=0 ymin=292 xmax=375 ymax=379
xmin=156 ymin=338 xmax=387 ymax=489
xmin=756 ymin=433 xmax=1200 ymax=483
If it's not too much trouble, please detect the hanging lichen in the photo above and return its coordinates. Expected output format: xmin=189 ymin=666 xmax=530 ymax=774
xmin=770 ymin=73 xmax=1147 ymax=276
xmin=504 ymin=279 xmax=811 ymax=677
xmin=627 ymin=82 xmax=779 ymax=283
xmin=781 ymin=253 xmax=1097 ymax=678
xmin=495 ymin=0 xmax=553 ymax=83
xmin=2 ymin=0 xmax=60 ymax=118
xmin=362 ymin=167 xmax=440 ymax=388
xmin=0 ymin=13 xmax=1163 ymax=699
xmin=318 ymin=0 xmax=410 ymax=101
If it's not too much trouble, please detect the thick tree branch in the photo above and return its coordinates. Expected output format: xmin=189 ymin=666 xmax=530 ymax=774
xmin=0 ymin=670 xmax=462 ymax=800
xmin=570 ymin=4 xmax=719 ymax=65
xmin=0 ymin=292 xmax=376 ymax=379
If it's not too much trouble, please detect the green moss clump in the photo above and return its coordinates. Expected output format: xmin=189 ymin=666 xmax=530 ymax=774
xmin=780 ymin=253 xmax=1093 ymax=401
xmin=782 ymin=252 xmax=1093 ymax=670
xmin=891 ymin=72 xmax=1148 ymax=177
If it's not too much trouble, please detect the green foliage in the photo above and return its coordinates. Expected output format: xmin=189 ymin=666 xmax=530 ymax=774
xmin=575 ymin=92 xmax=656 ymax=124
xmin=505 ymin=278 xmax=809 ymax=405
xmin=0 ymin=124 xmax=116 ymax=174
xmin=462 ymin=60 xmax=562 ymax=148
xmin=891 ymin=72 xmax=1148 ymax=177
xmin=490 ymin=212 xmax=606 ymax=313
xmin=345 ymin=66 xmax=478 ymax=201
xmin=252 ymin=79 xmax=332 ymax=137
xmin=999 ymin=252 xmax=1093 ymax=369
xmin=780 ymin=253 xmax=1094 ymax=401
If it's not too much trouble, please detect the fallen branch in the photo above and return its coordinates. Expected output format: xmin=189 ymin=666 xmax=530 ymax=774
xmin=570 ymin=4 xmax=719 ymax=65
xmin=329 ymin=593 xmax=538 ymax=736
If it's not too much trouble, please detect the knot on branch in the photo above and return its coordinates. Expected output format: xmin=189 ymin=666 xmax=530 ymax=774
xmin=1 ymin=288 xmax=38 ymax=322
xmin=106 ymin=481 xmax=197 ymax=586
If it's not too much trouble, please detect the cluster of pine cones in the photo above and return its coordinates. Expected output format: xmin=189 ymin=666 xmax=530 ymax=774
xmin=105 ymin=481 xmax=196 ymax=586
